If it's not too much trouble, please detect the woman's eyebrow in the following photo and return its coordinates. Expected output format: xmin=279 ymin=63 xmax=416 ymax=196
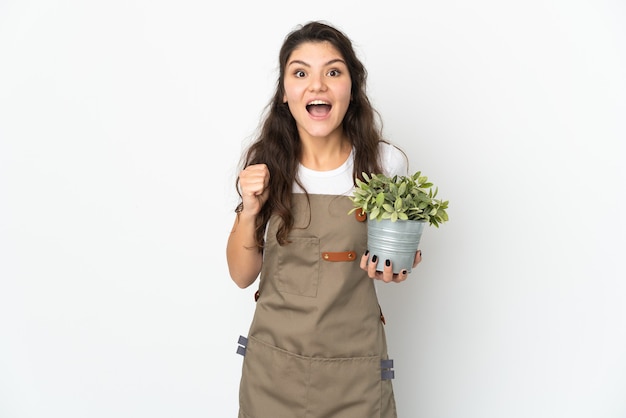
xmin=287 ymin=58 xmax=346 ymax=68
xmin=287 ymin=59 xmax=310 ymax=68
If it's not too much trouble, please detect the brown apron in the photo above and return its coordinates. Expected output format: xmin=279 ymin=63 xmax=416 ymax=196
xmin=237 ymin=194 xmax=397 ymax=418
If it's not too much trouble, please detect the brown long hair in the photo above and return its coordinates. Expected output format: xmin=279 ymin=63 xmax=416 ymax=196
xmin=236 ymin=21 xmax=385 ymax=249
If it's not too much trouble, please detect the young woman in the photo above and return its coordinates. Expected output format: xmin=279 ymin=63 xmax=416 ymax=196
xmin=227 ymin=21 xmax=421 ymax=418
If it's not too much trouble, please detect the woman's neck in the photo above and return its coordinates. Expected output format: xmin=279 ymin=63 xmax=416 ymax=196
xmin=299 ymin=135 xmax=351 ymax=171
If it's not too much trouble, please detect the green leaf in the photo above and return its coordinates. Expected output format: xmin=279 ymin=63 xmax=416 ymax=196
xmin=394 ymin=196 xmax=403 ymax=210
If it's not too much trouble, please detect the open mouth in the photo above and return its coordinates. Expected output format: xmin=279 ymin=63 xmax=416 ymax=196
xmin=306 ymin=100 xmax=332 ymax=117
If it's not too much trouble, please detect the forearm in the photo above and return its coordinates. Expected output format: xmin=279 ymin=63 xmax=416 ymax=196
xmin=226 ymin=212 xmax=263 ymax=288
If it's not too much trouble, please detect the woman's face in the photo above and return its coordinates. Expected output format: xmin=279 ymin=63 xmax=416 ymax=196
xmin=283 ymin=41 xmax=352 ymax=142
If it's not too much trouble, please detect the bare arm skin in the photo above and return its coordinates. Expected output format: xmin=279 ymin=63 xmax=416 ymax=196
xmin=226 ymin=164 xmax=270 ymax=288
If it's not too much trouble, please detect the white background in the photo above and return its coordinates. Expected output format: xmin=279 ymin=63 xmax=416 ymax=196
xmin=1 ymin=1 xmax=625 ymax=417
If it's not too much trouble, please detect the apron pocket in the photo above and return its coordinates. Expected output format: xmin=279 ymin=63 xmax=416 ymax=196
xmin=239 ymin=336 xmax=309 ymax=418
xmin=308 ymin=355 xmax=382 ymax=418
xmin=239 ymin=337 xmax=394 ymax=418
xmin=276 ymin=236 xmax=319 ymax=297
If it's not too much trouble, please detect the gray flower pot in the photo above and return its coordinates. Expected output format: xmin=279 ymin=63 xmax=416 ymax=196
xmin=367 ymin=217 xmax=426 ymax=274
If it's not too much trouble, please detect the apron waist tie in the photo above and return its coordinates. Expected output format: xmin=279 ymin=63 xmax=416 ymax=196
xmin=381 ymin=359 xmax=395 ymax=380
xmin=236 ymin=335 xmax=248 ymax=356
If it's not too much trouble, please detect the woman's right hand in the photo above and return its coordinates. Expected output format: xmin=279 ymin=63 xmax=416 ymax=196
xmin=228 ymin=163 xmax=270 ymax=288
xmin=238 ymin=164 xmax=270 ymax=216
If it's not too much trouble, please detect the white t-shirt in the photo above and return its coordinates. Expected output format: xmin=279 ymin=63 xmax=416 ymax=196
xmin=293 ymin=142 xmax=408 ymax=196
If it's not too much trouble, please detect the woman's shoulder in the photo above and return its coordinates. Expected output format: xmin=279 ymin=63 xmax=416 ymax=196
xmin=378 ymin=141 xmax=409 ymax=177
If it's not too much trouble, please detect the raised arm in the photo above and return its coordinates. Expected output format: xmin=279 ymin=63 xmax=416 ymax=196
xmin=226 ymin=164 xmax=270 ymax=288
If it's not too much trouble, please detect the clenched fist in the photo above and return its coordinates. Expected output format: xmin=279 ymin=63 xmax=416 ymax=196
xmin=238 ymin=164 xmax=270 ymax=217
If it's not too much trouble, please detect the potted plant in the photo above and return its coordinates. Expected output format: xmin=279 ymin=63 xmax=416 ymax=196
xmin=349 ymin=171 xmax=449 ymax=274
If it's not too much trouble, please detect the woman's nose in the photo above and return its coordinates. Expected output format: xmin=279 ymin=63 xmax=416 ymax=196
xmin=308 ymin=73 xmax=327 ymax=92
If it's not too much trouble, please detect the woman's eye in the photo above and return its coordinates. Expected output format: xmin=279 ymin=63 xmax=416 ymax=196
xmin=327 ymin=69 xmax=341 ymax=77
xmin=294 ymin=70 xmax=306 ymax=78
